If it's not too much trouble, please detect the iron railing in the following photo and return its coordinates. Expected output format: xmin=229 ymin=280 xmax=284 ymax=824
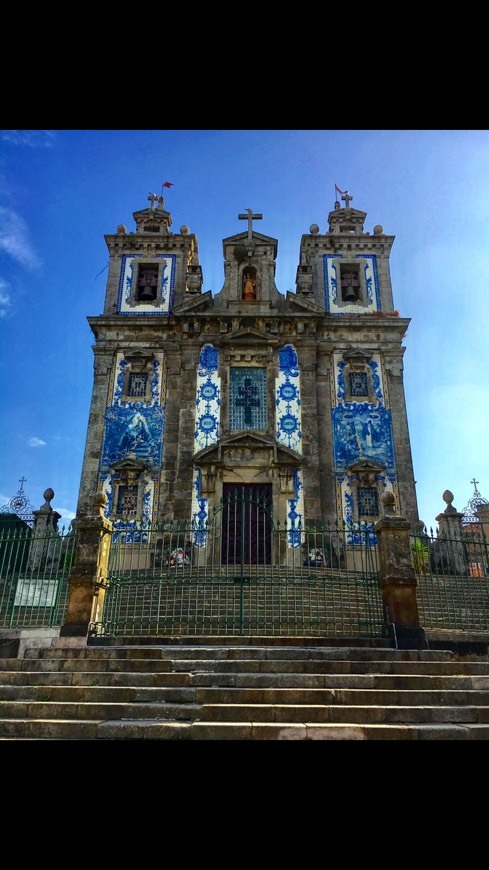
xmin=0 ymin=524 xmax=76 ymax=628
xmin=95 ymin=504 xmax=383 ymax=638
xmin=1 ymin=498 xmax=489 ymax=639
xmin=411 ymin=524 xmax=489 ymax=632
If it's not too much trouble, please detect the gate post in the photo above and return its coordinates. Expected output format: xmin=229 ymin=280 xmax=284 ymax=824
xmin=59 ymin=492 xmax=113 ymax=638
xmin=374 ymin=492 xmax=427 ymax=650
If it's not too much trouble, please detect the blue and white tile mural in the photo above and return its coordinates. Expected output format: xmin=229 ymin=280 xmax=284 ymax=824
xmin=191 ymin=345 xmax=221 ymax=541
xmin=276 ymin=345 xmax=304 ymax=546
xmin=191 ymin=468 xmax=208 ymax=548
xmin=102 ymin=406 xmax=164 ymax=466
xmin=286 ymin=468 xmax=304 ymax=548
xmin=331 ymin=350 xmax=396 ymax=537
xmin=275 ymin=345 xmax=302 ymax=452
xmin=99 ymin=351 xmax=166 ymax=527
xmin=323 ymin=254 xmax=380 ymax=313
xmin=194 ymin=345 xmax=221 ymax=451
xmin=332 ymin=405 xmax=394 ymax=468
xmin=117 ymin=254 xmax=175 ymax=314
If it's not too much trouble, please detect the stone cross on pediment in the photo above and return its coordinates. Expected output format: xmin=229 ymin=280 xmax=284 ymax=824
xmin=238 ymin=208 xmax=263 ymax=239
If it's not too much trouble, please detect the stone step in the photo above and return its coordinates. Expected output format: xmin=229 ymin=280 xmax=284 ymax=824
xmin=168 ymin=658 xmax=489 ymax=676
xmin=1 ymin=717 xmax=488 ymax=740
xmin=2 ymin=669 xmax=489 ymax=690
xmin=1 ymin=642 xmax=489 ymax=740
xmin=1 ymin=685 xmax=489 ymax=714
xmin=0 ymin=700 xmax=201 ymax=723
xmin=0 ymin=658 xmax=174 ymax=674
xmin=199 ymin=702 xmax=489 ymax=725
xmin=0 ymin=670 xmax=190 ymax=687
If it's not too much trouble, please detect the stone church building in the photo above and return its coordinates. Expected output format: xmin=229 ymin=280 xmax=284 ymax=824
xmin=75 ymin=189 xmax=419 ymax=557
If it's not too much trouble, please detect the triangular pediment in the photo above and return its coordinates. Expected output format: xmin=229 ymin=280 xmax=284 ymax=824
xmin=223 ymin=231 xmax=278 ymax=247
xmin=286 ymin=291 xmax=326 ymax=314
xmin=194 ymin=432 xmax=302 ymax=468
xmin=342 ymin=348 xmax=373 ymax=365
xmin=172 ymin=290 xmax=213 ymax=314
xmin=222 ymin=327 xmax=273 ymax=344
xmin=348 ymin=459 xmax=384 ymax=484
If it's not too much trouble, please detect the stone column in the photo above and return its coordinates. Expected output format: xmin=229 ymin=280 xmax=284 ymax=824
xmin=432 ymin=490 xmax=468 ymax=575
xmin=374 ymin=491 xmax=427 ymax=649
xmin=27 ymin=487 xmax=62 ymax=571
xmin=59 ymin=492 xmax=113 ymax=638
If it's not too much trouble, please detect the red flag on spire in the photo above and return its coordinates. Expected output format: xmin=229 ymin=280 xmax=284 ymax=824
xmin=163 ymin=181 xmax=174 ymax=188
xmin=335 ymin=184 xmax=344 ymax=195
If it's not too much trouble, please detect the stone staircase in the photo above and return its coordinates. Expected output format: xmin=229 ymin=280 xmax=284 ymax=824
xmin=1 ymin=642 xmax=489 ymax=739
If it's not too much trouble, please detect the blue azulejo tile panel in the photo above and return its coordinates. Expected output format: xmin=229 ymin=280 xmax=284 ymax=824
xmin=287 ymin=468 xmax=304 ymax=548
xmin=335 ymin=353 xmax=384 ymax=403
xmin=323 ymin=254 xmax=380 ymax=314
xmin=99 ymin=471 xmax=156 ymax=530
xmin=276 ymin=345 xmax=302 ymax=452
xmin=112 ymin=352 xmax=164 ymax=404
xmin=191 ymin=468 xmax=208 ymax=548
xmin=333 ymin=404 xmax=395 ymax=470
xmin=117 ymin=254 xmax=175 ymax=314
xmin=101 ymin=405 xmax=165 ymax=467
xmin=194 ymin=345 xmax=221 ymax=451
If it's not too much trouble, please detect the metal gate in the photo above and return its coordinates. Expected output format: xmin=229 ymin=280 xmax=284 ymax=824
xmin=91 ymin=488 xmax=385 ymax=640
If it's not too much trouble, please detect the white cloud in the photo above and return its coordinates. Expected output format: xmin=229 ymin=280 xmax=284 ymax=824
xmin=28 ymin=437 xmax=46 ymax=447
xmin=58 ymin=507 xmax=76 ymax=522
xmin=0 ymin=130 xmax=55 ymax=148
xmin=0 ymin=207 xmax=41 ymax=270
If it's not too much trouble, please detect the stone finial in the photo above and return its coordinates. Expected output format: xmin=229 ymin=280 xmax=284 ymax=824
xmin=39 ymin=488 xmax=55 ymax=512
xmin=381 ymin=491 xmax=397 ymax=515
xmin=32 ymin=487 xmax=60 ymax=531
xmin=442 ymin=489 xmax=457 ymax=514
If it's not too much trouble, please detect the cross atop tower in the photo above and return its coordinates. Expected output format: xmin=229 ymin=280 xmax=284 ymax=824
xmin=471 ymin=477 xmax=480 ymax=493
xmin=148 ymin=192 xmax=159 ymax=209
xmin=341 ymin=190 xmax=353 ymax=208
xmin=238 ymin=208 xmax=263 ymax=239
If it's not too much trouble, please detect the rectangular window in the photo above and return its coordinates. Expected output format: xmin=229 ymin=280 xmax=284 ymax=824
xmin=229 ymin=368 xmax=267 ymax=431
xmin=117 ymin=485 xmax=138 ymax=516
xmin=129 ymin=372 xmax=148 ymax=397
xmin=358 ymin=486 xmax=379 ymax=517
xmin=349 ymin=372 xmax=368 ymax=397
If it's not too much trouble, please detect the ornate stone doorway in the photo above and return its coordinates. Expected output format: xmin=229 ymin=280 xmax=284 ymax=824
xmin=221 ymin=484 xmax=273 ymax=565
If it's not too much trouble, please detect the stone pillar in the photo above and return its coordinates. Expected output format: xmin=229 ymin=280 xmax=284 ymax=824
xmin=374 ymin=491 xmax=427 ymax=649
xmin=59 ymin=492 xmax=113 ymax=638
xmin=28 ymin=487 xmax=62 ymax=570
xmin=432 ymin=490 xmax=468 ymax=575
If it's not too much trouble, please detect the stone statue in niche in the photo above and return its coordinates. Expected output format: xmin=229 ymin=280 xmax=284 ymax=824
xmin=243 ymin=273 xmax=256 ymax=300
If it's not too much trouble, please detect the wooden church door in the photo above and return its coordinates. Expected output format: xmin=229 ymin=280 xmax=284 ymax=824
xmin=221 ymin=484 xmax=272 ymax=565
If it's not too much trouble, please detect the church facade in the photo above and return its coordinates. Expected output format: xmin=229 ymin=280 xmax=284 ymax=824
xmin=75 ymin=190 xmax=419 ymax=550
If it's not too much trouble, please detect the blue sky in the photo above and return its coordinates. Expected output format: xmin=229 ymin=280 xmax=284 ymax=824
xmin=0 ymin=129 xmax=488 ymax=530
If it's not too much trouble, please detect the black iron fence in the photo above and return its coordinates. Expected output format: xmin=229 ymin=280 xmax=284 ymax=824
xmin=1 ymin=498 xmax=489 ymax=640
xmin=0 ymin=524 xmax=75 ymax=628
xmin=411 ymin=523 xmax=489 ymax=632
xmin=95 ymin=511 xmax=382 ymax=639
